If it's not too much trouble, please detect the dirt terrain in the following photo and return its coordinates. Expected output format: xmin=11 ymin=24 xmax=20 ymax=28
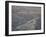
xmin=12 ymin=6 xmax=41 ymax=31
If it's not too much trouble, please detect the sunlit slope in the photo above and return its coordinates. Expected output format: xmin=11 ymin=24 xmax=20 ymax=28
xmin=16 ymin=17 xmax=41 ymax=30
